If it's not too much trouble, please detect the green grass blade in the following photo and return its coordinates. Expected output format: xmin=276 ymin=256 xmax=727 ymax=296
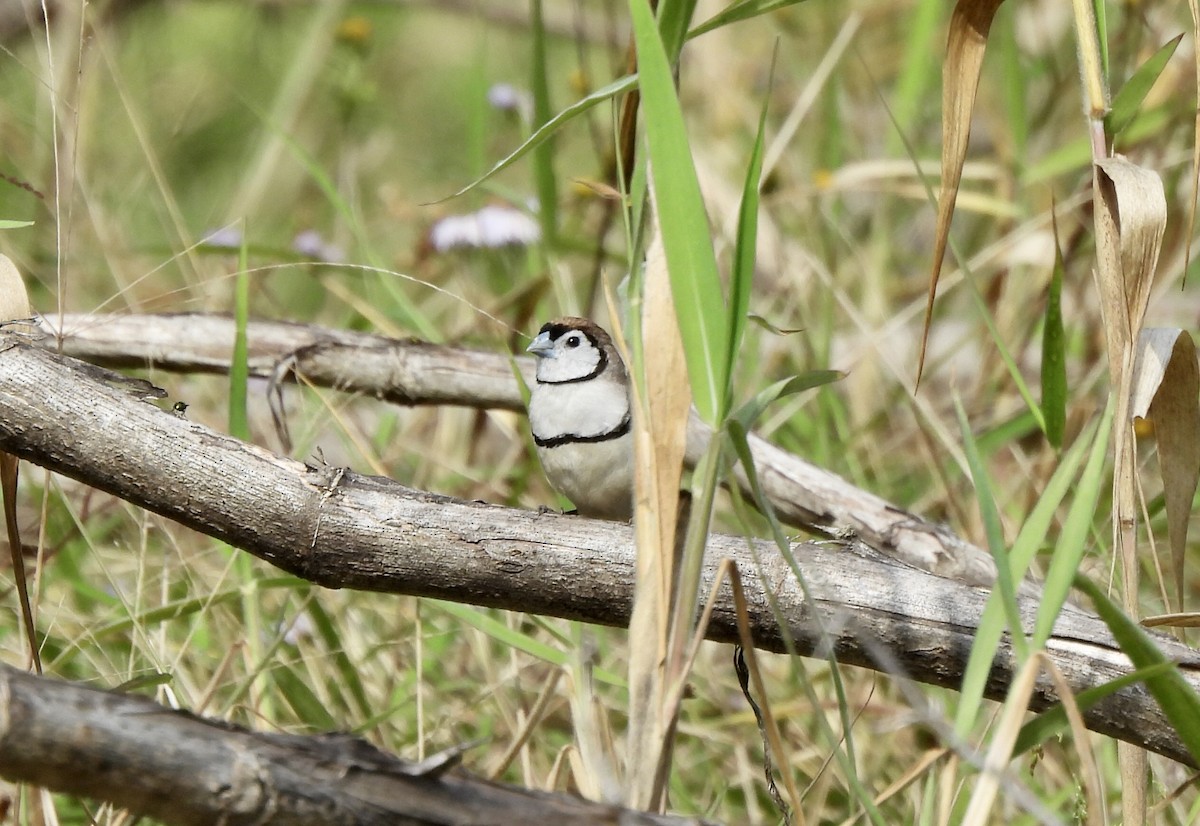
xmin=60 ymin=576 xmax=304 ymax=645
xmin=629 ymin=0 xmax=728 ymax=424
xmin=955 ymin=396 xmax=1027 ymax=662
xmin=0 ymin=220 xmax=33 ymax=230
xmin=230 ymin=235 xmax=251 ymax=441
xmin=726 ymin=44 xmax=775 ymax=401
xmin=960 ymin=270 xmax=1046 ymax=433
xmin=1032 ymin=402 xmax=1113 ymax=648
xmin=1093 ymin=0 xmax=1108 ymax=76
xmin=997 ymin=11 xmax=1029 ymax=167
xmin=1012 ymin=661 xmax=1176 ymax=756
xmin=688 ymin=0 xmax=812 ymax=39
xmin=431 ymin=600 xmax=626 ymax=689
xmin=1075 ymin=575 xmax=1200 ymax=763
xmin=731 ymin=370 xmax=843 ymax=432
xmin=303 ymin=594 xmax=373 ymax=719
xmin=884 ymin=0 xmax=942 ymax=156
xmin=439 ymin=74 xmax=637 ymax=204
xmin=656 ymin=0 xmax=701 ymax=57
xmin=274 ymin=661 xmax=338 ymax=729
xmin=529 ymin=0 xmax=558 ymax=246
xmin=113 ymin=672 xmax=175 ymax=693
xmin=1040 ymin=220 xmax=1067 ymax=448
xmin=1105 ymin=34 xmax=1183 ymax=140
xmin=229 ymin=235 xmax=267 ymax=709
xmin=1025 ymin=107 xmax=1170 ymax=184
xmin=954 ymin=415 xmax=1099 ymax=732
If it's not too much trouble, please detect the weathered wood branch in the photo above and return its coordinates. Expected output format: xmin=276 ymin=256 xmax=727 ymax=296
xmin=0 ymin=337 xmax=1198 ymax=769
xmin=0 ymin=663 xmax=712 ymax=826
xmin=43 ymin=312 xmax=1004 ymax=589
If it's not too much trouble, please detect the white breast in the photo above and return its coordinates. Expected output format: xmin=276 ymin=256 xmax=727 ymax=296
xmin=528 ymin=376 xmax=633 ymax=519
xmin=528 ymin=377 xmax=629 ymax=440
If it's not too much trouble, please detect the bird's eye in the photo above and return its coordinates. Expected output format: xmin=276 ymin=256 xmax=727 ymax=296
xmin=566 ymin=335 xmax=581 ymax=348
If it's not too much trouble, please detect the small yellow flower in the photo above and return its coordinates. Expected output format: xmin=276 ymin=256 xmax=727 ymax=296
xmin=336 ymin=16 xmax=372 ymax=47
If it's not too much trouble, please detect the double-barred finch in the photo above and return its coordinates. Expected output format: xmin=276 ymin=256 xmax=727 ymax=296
xmin=526 ymin=317 xmax=634 ymax=521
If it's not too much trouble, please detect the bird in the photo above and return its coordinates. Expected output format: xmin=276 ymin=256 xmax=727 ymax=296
xmin=525 ymin=317 xmax=634 ymax=521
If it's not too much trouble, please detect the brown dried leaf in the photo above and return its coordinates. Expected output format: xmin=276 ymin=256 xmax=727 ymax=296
xmin=917 ymin=0 xmax=1006 ymax=384
xmin=625 ymin=207 xmax=691 ymax=808
xmin=1131 ymin=328 xmax=1200 ymax=612
xmin=1093 ymin=156 xmax=1166 ymax=387
xmin=0 ymin=254 xmax=31 ymax=323
xmin=0 ymin=254 xmax=37 ymax=673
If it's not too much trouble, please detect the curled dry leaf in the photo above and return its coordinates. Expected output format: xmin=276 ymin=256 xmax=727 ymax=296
xmin=918 ymin=0 xmax=1006 ymax=384
xmin=1093 ymin=156 xmax=1166 ymax=388
xmin=1091 ymin=156 xmax=1167 ymax=598
xmin=1131 ymin=328 xmax=1200 ymax=612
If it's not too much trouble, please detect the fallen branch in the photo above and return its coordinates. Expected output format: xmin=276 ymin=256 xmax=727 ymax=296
xmin=0 ymin=663 xmax=712 ymax=826
xmin=44 ymin=312 xmax=1004 ymax=588
xmin=0 ymin=337 xmax=1197 ymax=768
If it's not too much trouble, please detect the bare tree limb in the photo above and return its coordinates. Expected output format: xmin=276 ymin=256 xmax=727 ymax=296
xmin=0 ymin=336 xmax=1198 ymax=769
xmin=0 ymin=663 xmax=713 ymax=826
xmin=43 ymin=312 xmax=1005 ymax=588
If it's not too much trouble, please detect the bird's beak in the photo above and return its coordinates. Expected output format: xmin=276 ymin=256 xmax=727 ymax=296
xmin=526 ymin=332 xmax=555 ymax=357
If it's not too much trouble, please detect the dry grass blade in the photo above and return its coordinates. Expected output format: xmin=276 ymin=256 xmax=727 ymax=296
xmin=626 ymin=219 xmax=692 ymax=811
xmin=960 ymin=652 xmax=1039 ymax=826
xmin=726 ymin=564 xmax=804 ymax=824
xmin=1069 ymin=0 xmax=1110 ymax=156
xmin=487 ymin=667 xmax=564 ymax=782
xmin=846 ymin=748 xmax=946 ymax=822
xmin=0 ymin=253 xmax=38 ymax=675
xmin=1130 ymin=328 xmax=1200 ymax=613
xmin=1187 ymin=0 xmax=1200 ymax=286
xmin=1092 ymin=154 xmax=1166 ymax=826
xmin=564 ymin=649 xmax=621 ymax=802
xmin=663 ymin=557 xmax=803 ymax=824
xmin=917 ymin=0 xmax=1006 ymax=384
xmin=1141 ymin=612 xmax=1200 ymax=628
xmin=1039 ymin=654 xmax=1107 ymax=826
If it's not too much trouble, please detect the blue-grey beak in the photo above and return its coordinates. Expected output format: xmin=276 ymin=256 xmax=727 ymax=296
xmin=526 ymin=331 xmax=555 ymax=357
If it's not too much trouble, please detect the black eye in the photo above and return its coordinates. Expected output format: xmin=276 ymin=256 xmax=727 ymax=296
xmin=566 ymin=335 xmax=581 ymax=348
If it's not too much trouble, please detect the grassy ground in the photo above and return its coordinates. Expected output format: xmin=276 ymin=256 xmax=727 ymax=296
xmin=2 ymin=0 xmax=1200 ymax=823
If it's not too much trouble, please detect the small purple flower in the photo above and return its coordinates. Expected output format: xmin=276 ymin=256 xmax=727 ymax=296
xmin=487 ymin=83 xmax=529 ymax=113
xmin=427 ymin=204 xmax=541 ymax=253
xmin=291 ymin=229 xmax=346 ymax=263
xmin=202 ymin=227 xmax=244 ymax=249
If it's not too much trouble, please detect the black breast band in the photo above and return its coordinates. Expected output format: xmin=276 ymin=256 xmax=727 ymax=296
xmin=534 ymin=412 xmax=631 ymax=449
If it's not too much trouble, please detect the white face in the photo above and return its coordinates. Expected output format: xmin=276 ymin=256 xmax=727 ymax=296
xmin=527 ymin=326 xmax=605 ymax=384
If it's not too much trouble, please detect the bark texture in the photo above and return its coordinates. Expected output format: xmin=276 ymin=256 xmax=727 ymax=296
xmin=44 ymin=312 xmax=1004 ymax=587
xmin=0 ymin=664 xmax=711 ymax=826
xmin=0 ymin=335 xmax=1197 ymax=770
